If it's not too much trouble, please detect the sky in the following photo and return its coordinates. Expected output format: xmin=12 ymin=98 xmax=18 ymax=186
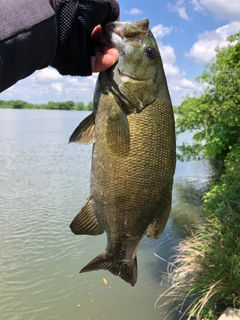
xmin=1 ymin=0 xmax=240 ymax=106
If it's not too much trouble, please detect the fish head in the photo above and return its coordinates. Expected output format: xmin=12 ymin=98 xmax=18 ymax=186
xmin=104 ymin=19 xmax=165 ymax=113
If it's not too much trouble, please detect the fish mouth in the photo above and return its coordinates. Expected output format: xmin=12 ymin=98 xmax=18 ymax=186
xmin=103 ymin=23 xmax=122 ymax=47
xmin=104 ymin=19 xmax=149 ymax=47
xmin=118 ymin=69 xmax=145 ymax=81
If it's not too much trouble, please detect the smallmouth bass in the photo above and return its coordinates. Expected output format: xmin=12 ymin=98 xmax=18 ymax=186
xmin=69 ymin=19 xmax=176 ymax=286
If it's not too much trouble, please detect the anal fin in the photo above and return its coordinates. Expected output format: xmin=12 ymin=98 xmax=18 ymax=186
xmin=70 ymin=199 xmax=104 ymax=235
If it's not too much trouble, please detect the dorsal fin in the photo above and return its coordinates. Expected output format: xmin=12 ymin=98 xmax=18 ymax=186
xmin=69 ymin=113 xmax=95 ymax=144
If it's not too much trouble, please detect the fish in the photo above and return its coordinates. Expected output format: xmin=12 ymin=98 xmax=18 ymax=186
xmin=69 ymin=19 xmax=176 ymax=287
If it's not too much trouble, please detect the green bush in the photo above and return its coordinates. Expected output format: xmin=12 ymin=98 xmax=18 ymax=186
xmin=158 ymin=144 xmax=240 ymax=319
xmin=176 ymin=32 xmax=240 ymax=162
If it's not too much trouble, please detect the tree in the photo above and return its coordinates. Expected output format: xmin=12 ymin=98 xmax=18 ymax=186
xmin=10 ymin=100 xmax=27 ymax=109
xmin=177 ymin=32 xmax=240 ymax=161
xmin=86 ymin=101 xmax=93 ymax=110
xmin=61 ymin=100 xmax=75 ymax=110
xmin=46 ymin=101 xmax=57 ymax=109
xmin=75 ymin=101 xmax=85 ymax=110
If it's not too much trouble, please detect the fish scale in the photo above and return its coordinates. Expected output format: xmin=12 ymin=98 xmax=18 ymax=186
xmin=92 ymin=98 xmax=175 ymax=237
xmin=69 ymin=19 xmax=176 ymax=286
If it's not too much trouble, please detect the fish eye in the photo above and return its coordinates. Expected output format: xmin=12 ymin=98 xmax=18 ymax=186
xmin=145 ymin=46 xmax=157 ymax=59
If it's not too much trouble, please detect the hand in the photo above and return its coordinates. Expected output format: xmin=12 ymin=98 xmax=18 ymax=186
xmin=50 ymin=0 xmax=120 ymax=76
xmin=90 ymin=25 xmax=119 ymax=72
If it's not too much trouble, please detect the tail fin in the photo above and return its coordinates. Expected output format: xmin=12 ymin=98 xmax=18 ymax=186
xmin=80 ymin=251 xmax=138 ymax=286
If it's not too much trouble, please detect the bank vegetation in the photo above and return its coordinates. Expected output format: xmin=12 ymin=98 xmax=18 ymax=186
xmin=158 ymin=32 xmax=240 ymax=319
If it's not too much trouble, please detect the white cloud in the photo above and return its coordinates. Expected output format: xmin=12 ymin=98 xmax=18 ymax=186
xmin=193 ymin=0 xmax=240 ymax=21
xmin=33 ymin=68 xmax=62 ymax=83
xmin=0 ymin=69 xmax=97 ymax=104
xmin=64 ymin=74 xmax=97 ymax=98
xmin=164 ymin=63 xmax=181 ymax=77
xmin=171 ymin=0 xmax=240 ymax=21
xmin=124 ymin=8 xmax=143 ymax=15
xmin=178 ymin=6 xmax=190 ymax=20
xmin=65 ymin=77 xmax=81 ymax=87
xmin=50 ymin=82 xmax=63 ymax=93
xmin=158 ymin=43 xmax=176 ymax=65
xmin=186 ymin=21 xmax=240 ymax=63
xmin=155 ymin=38 xmax=197 ymax=105
xmin=190 ymin=0 xmax=202 ymax=12
xmin=168 ymin=0 xmax=191 ymax=20
xmin=152 ymin=25 xmax=173 ymax=39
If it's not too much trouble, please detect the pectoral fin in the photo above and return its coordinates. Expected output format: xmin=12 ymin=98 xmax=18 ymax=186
xmin=106 ymin=103 xmax=130 ymax=156
xmin=69 ymin=113 xmax=95 ymax=144
xmin=70 ymin=199 xmax=104 ymax=235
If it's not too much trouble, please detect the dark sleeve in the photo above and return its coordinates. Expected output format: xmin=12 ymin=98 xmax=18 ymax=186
xmin=50 ymin=0 xmax=119 ymax=77
xmin=0 ymin=0 xmax=57 ymax=93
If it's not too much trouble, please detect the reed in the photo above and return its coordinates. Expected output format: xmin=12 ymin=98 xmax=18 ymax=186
xmin=156 ymin=203 xmax=240 ymax=320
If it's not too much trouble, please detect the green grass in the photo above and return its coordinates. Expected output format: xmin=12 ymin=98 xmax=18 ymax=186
xmin=157 ymin=144 xmax=240 ymax=320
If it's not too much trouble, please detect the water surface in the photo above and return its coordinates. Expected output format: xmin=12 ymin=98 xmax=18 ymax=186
xmin=0 ymin=109 xmax=212 ymax=320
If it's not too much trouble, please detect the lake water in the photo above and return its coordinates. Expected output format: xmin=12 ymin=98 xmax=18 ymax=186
xmin=0 ymin=109 xmax=213 ymax=320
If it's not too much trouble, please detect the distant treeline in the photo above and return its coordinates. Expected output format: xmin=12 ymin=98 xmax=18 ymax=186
xmin=0 ymin=99 xmax=181 ymax=113
xmin=0 ymin=99 xmax=93 ymax=111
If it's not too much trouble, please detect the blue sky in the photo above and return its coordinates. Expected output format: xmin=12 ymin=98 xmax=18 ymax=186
xmin=1 ymin=0 xmax=240 ymax=106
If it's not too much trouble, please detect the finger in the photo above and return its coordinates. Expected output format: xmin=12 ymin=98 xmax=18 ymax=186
xmin=91 ymin=25 xmax=108 ymax=46
xmin=91 ymin=48 xmax=119 ymax=73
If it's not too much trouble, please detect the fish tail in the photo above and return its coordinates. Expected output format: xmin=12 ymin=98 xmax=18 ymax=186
xmin=80 ymin=251 xmax=138 ymax=287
